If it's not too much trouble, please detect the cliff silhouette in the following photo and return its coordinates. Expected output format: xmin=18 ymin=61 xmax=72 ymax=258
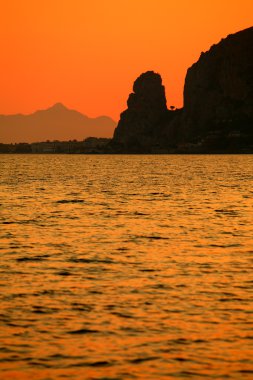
xmin=112 ymin=26 xmax=253 ymax=153
xmin=1 ymin=27 xmax=252 ymax=153
xmin=0 ymin=103 xmax=116 ymax=143
xmin=113 ymin=71 xmax=174 ymax=152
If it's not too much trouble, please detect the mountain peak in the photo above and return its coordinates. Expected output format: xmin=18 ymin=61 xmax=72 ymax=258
xmin=50 ymin=102 xmax=68 ymax=110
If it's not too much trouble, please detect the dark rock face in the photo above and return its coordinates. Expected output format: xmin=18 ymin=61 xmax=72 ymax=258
xmin=182 ymin=27 xmax=253 ymax=141
xmin=112 ymin=71 xmax=171 ymax=152
xmin=112 ymin=27 xmax=253 ymax=153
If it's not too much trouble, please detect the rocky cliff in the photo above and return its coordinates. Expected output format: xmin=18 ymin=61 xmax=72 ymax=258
xmin=112 ymin=71 xmax=176 ymax=152
xmin=112 ymin=27 xmax=253 ymax=153
xmin=182 ymin=26 xmax=253 ymax=143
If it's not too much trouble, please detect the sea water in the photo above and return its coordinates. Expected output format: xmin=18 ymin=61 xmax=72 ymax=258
xmin=0 ymin=154 xmax=253 ymax=379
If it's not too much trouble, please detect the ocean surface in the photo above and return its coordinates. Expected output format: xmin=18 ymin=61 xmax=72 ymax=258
xmin=0 ymin=154 xmax=253 ymax=380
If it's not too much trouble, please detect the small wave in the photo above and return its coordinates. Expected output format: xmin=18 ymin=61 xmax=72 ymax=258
xmin=111 ymin=312 xmax=134 ymax=319
xmin=71 ymin=303 xmax=93 ymax=312
xmin=215 ymin=209 xmax=239 ymax=216
xmin=87 ymin=360 xmax=113 ymax=367
xmin=173 ymin=357 xmax=189 ymax=362
xmin=139 ymin=268 xmax=159 ymax=272
xmin=16 ymin=256 xmax=48 ymax=262
xmin=131 ymin=235 xmax=169 ymax=240
xmin=129 ymin=356 xmax=159 ymax=364
xmin=32 ymin=306 xmax=59 ymax=314
xmin=56 ymin=270 xmax=72 ymax=276
xmin=68 ymin=328 xmax=100 ymax=335
xmin=56 ymin=199 xmax=85 ymax=204
xmin=65 ymin=360 xmax=116 ymax=369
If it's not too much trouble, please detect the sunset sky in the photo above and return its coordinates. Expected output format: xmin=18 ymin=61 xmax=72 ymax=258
xmin=0 ymin=0 xmax=252 ymax=121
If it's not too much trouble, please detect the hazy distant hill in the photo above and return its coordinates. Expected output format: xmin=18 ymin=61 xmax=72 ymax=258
xmin=0 ymin=103 xmax=116 ymax=143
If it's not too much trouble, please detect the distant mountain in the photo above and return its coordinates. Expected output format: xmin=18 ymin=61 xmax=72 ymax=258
xmin=0 ymin=103 xmax=116 ymax=143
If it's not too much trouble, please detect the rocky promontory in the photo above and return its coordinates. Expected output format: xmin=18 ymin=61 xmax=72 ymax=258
xmin=182 ymin=26 xmax=253 ymax=144
xmin=112 ymin=71 xmax=177 ymax=152
xmin=112 ymin=26 xmax=253 ymax=153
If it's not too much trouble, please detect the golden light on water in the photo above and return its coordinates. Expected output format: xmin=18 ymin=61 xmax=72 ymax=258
xmin=0 ymin=155 xmax=253 ymax=379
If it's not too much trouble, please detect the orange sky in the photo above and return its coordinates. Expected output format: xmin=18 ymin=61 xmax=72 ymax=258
xmin=0 ymin=0 xmax=252 ymax=121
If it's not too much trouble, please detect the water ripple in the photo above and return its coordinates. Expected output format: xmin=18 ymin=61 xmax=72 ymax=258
xmin=0 ymin=154 xmax=253 ymax=379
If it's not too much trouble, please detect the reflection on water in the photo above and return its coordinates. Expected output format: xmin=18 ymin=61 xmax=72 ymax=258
xmin=0 ymin=154 xmax=253 ymax=379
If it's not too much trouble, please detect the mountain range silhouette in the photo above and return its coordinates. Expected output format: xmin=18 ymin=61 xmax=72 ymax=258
xmin=0 ymin=103 xmax=116 ymax=143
